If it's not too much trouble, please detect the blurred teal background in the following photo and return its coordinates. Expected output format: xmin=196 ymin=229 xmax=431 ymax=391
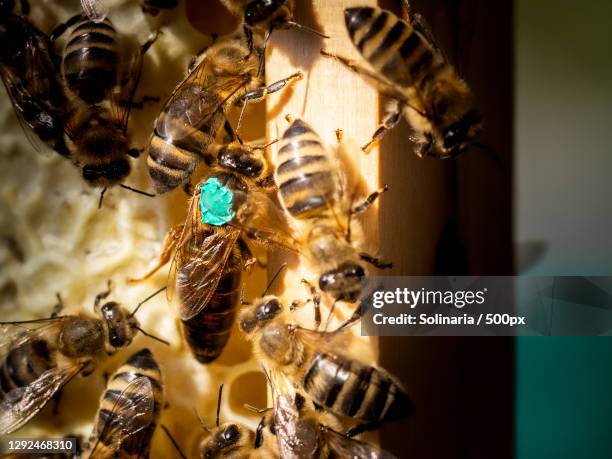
xmin=516 ymin=0 xmax=612 ymax=458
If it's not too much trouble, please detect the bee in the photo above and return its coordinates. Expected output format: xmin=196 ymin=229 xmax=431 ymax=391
xmin=0 ymin=0 xmax=70 ymax=156
xmin=83 ymin=348 xmax=164 ymax=459
xmin=47 ymin=13 xmax=158 ymax=196
xmin=220 ymin=0 xmax=326 ymax=40
xmin=269 ymin=371 xmax=397 ymax=458
xmin=134 ymin=136 xmax=295 ymax=363
xmin=321 ymin=1 xmax=482 ymax=158
xmin=239 ymin=295 xmax=413 ymax=436
xmin=0 ymin=285 xmax=167 ymax=435
xmin=146 ymin=33 xmax=301 ymax=194
xmin=274 ymin=118 xmax=389 ymax=317
xmin=196 ymin=384 xmax=279 ymax=458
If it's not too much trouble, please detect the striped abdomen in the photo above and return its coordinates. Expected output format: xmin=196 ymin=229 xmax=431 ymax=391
xmin=89 ymin=348 xmax=163 ymax=458
xmin=275 ymin=119 xmax=338 ymax=220
xmin=344 ymin=7 xmax=438 ymax=88
xmin=147 ymin=85 xmax=224 ymax=193
xmin=62 ymin=17 xmax=118 ymax=104
xmin=0 ymin=339 xmax=55 ymax=400
xmin=301 ymin=352 xmax=413 ymax=423
xmin=181 ymin=266 xmax=241 ymax=364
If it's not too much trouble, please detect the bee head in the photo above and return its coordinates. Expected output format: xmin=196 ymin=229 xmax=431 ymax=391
xmin=437 ymin=110 xmax=482 ymax=158
xmin=96 ymin=301 xmax=139 ymax=352
xmin=244 ymin=0 xmax=292 ymax=30
xmin=239 ymin=296 xmax=282 ymax=334
xmin=318 ymin=262 xmax=365 ymax=302
xmin=217 ymin=145 xmax=265 ymax=179
xmin=201 ymin=423 xmax=253 ymax=459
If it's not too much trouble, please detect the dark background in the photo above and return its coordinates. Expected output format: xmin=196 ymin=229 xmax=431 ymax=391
xmin=377 ymin=1 xmax=514 ymax=457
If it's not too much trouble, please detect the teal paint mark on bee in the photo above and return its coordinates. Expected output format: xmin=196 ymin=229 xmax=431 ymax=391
xmin=200 ymin=177 xmax=235 ymax=226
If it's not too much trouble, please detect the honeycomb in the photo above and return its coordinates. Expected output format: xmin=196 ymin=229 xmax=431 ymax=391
xmin=0 ymin=0 xmax=379 ymax=457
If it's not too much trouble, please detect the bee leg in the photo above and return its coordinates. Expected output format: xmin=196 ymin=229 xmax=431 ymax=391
xmin=244 ymin=228 xmax=298 ymax=253
xmin=49 ymin=13 xmax=83 ymax=41
xmin=346 ymin=421 xmax=382 ymax=438
xmin=304 ymin=279 xmax=322 ymax=329
xmin=256 ymin=173 xmax=277 ymax=191
xmin=290 ymin=279 xmax=322 ymax=328
xmin=236 ymin=72 xmax=303 ymax=132
xmin=183 ymin=182 xmax=193 ymax=196
xmin=81 ymin=361 xmax=95 ymax=377
xmin=350 ymin=185 xmax=389 ymax=216
xmin=93 ymin=280 xmax=113 ymax=310
xmin=51 ymin=293 xmax=64 ymax=318
xmin=127 ymin=225 xmax=184 ymax=282
xmin=160 ymin=425 xmax=187 ymax=459
xmin=362 ymin=101 xmax=402 ymax=152
xmin=398 ymin=0 xmax=412 ymax=21
xmin=359 ymin=252 xmax=393 ymax=269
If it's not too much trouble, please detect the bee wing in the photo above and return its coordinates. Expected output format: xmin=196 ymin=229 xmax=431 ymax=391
xmin=0 ymin=69 xmax=46 ymax=153
xmin=324 ymin=428 xmax=397 ymax=459
xmin=408 ymin=13 xmax=448 ymax=63
xmin=0 ymin=318 xmax=68 ymax=359
xmin=268 ymin=370 xmax=305 ymax=458
xmin=0 ymin=27 xmax=67 ymax=154
xmin=293 ymin=326 xmax=354 ymax=359
xmin=154 ymin=57 xmax=248 ymax=145
xmin=168 ymin=193 xmax=240 ymax=320
xmin=88 ymin=376 xmax=155 ymax=459
xmin=0 ymin=361 xmax=85 ymax=435
xmin=80 ymin=0 xmax=108 ymax=22
xmin=230 ymin=188 xmax=299 ymax=252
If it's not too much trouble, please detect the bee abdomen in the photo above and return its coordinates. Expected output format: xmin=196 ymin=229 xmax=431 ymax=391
xmin=181 ymin=270 xmax=241 ymax=364
xmin=0 ymin=340 xmax=54 ymax=398
xmin=302 ymin=352 xmax=413 ymax=422
xmin=345 ymin=7 xmax=435 ymax=87
xmin=276 ymin=119 xmax=337 ymax=219
xmin=147 ymin=134 xmax=201 ymax=193
xmin=93 ymin=349 xmax=163 ymax=455
xmin=62 ymin=18 xmax=118 ymax=104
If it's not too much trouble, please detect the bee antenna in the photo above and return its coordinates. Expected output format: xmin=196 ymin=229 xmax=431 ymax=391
xmin=243 ymin=404 xmax=271 ymax=414
xmin=262 ymin=263 xmax=287 ymax=296
xmin=98 ymin=187 xmax=107 ymax=209
xmin=120 ymin=184 xmax=156 ymax=198
xmin=471 ymin=142 xmax=504 ymax=169
xmin=286 ymin=21 xmax=330 ymax=39
xmin=160 ymin=425 xmax=187 ymax=459
xmin=193 ymin=408 xmax=211 ymax=433
xmin=135 ymin=326 xmax=170 ymax=346
xmin=130 ymin=286 xmax=166 ymax=317
xmin=216 ymin=383 xmax=224 ymax=427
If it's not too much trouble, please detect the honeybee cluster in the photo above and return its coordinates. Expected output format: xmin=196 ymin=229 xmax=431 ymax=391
xmin=0 ymin=0 xmax=481 ymax=457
